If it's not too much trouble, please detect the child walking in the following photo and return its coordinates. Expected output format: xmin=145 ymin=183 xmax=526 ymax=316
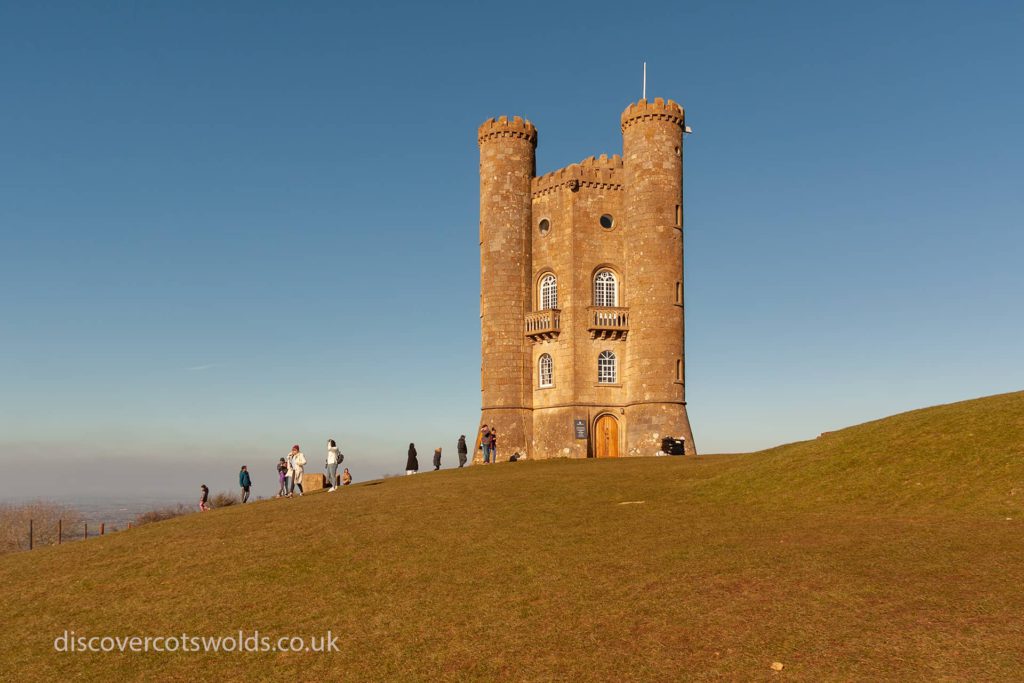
xmin=276 ymin=457 xmax=288 ymax=498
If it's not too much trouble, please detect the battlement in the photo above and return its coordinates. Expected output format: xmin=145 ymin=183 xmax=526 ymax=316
xmin=478 ymin=115 xmax=538 ymax=147
xmin=620 ymin=97 xmax=685 ymax=132
xmin=531 ymin=154 xmax=623 ymax=197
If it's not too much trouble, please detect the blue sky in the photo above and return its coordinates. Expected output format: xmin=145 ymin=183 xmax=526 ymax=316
xmin=1 ymin=1 xmax=1022 ymax=499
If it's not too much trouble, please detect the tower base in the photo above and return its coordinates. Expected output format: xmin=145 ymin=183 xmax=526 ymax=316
xmin=476 ymin=408 xmax=532 ymax=464
xmin=624 ymin=402 xmax=697 ymax=457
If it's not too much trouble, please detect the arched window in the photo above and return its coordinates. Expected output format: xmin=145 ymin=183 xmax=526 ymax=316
xmin=540 ymin=274 xmax=558 ymax=310
xmin=594 ymin=270 xmax=618 ymax=307
xmin=538 ymin=354 xmax=553 ymax=388
xmin=597 ymin=350 xmax=617 ymax=384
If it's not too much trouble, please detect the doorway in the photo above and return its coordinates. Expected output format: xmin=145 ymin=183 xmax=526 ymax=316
xmin=594 ymin=414 xmax=619 ymax=458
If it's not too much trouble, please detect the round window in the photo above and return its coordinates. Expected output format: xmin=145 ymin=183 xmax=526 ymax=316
xmin=599 ymin=214 xmax=615 ymax=229
xmin=538 ymin=218 xmax=550 ymax=235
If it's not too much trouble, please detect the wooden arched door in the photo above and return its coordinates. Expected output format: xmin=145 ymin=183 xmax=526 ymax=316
xmin=594 ymin=415 xmax=619 ymax=458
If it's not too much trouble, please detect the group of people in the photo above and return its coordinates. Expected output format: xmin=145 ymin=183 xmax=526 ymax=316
xmin=200 ymin=426 xmax=505 ymax=509
xmin=404 ymin=425 xmax=499 ymax=475
xmin=273 ymin=440 xmax=352 ymax=498
xmin=479 ymin=424 xmax=498 ymax=464
xmin=198 ymin=439 xmax=354 ymax=511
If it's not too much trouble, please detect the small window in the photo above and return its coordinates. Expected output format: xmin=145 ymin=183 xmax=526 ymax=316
xmin=538 ymin=218 xmax=550 ymax=235
xmin=599 ymin=214 xmax=615 ymax=229
xmin=675 ymin=205 xmax=681 ymax=227
xmin=598 ymin=350 xmax=617 ymax=384
xmin=674 ymin=146 xmax=681 ymax=157
xmin=540 ymin=273 xmax=558 ymax=310
xmin=594 ymin=270 xmax=618 ymax=307
xmin=675 ymin=281 xmax=683 ymax=305
xmin=676 ymin=359 xmax=683 ymax=381
xmin=539 ymin=354 xmax=553 ymax=388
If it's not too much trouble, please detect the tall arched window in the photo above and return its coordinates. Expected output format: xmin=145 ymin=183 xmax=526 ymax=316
xmin=538 ymin=354 xmax=553 ymax=388
xmin=540 ymin=273 xmax=558 ymax=310
xmin=597 ymin=350 xmax=617 ymax=384
xmin=594 ymin=270 xmax=618 ymax=307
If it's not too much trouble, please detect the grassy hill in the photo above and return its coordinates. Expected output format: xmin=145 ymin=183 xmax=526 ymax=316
xmin=1 ymin=391 xmax=1022 ymax=681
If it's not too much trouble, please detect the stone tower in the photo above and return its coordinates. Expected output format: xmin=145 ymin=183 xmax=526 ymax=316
xmin=477 ymin=116 xmax=536 ymax=460
xmin=477 ymin=99 xmax=696 ymax=461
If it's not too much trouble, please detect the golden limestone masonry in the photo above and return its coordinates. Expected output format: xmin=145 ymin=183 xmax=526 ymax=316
xmin=478 ymin=98 xmax=696 ymax=462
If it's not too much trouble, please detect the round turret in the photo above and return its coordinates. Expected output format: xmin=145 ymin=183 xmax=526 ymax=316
xmin=620 ymin=97 xmax=695 ymax=455
xmin=477 ymin=114 xmax=537 ymax=462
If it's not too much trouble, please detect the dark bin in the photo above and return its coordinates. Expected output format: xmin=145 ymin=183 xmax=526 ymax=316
xmin=661 ymin=437 xmax=686 ymax=455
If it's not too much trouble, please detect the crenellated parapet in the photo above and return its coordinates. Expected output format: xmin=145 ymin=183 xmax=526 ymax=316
xmin=531 ymin=154 xmax=623 ymax=197
xmin=620 ymin=98 xmax=685 ymax=132
xmin=477 ymin=115 xmax=538 ymax=147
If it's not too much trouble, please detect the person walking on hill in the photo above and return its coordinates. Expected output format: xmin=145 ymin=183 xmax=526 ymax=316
xmin=406 ymin=443 xmax=418 ymax=475
xmin=432 ymin=447 xmax=442 ymax=471
xmin=285 ymin=452 xmax=295 ymax=497
xmin=290 ymin=445 xmax=306 ymax=496
xmin=480 ymin=424 xmax=492 ymax=464
xmin=342 ymin=468 xmax=352 ymax=486
xmin=276 ymin=457 xmax=288 ymax=498
xmin=199 ymin=484 xmax=210 ymax=512
xmin=457 ymin=435 xmax=468 ymax=468
xmin=489 ymin=428 xmax=498 ymax=464
xmin=326 ymin=439 xmax=343 ymax=492
xmin=239 ymin=465 xmax=252 ymax=503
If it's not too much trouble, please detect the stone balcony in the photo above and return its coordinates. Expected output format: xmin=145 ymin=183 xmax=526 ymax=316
xmin=587 ymin=306 xmax=629 ymax=340
xmin=525 ymin=309 xmax=560 ymax=341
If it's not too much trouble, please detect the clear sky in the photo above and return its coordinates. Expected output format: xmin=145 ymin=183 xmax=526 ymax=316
xmin=2 ymin=1 xmax=1022 ymax=500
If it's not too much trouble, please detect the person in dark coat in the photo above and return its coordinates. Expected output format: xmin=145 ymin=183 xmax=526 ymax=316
xmin=239 ymin=465 xmax=252 ymax=503
xmin=457 ymin=435 xmax=468 ymax=468
xmin=406 ymin=443 xmax=418 ymax=475
xmin=432 ymin=448 xmax=442 ymax=471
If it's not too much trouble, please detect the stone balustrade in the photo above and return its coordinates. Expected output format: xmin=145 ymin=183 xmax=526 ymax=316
xmin=525 ymin=309 xmax=561 ymax=341
xmin=587 ymin=307 xmax=629 ymax=340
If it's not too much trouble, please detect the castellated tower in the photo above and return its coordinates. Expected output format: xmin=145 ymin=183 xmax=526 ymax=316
xmin=477 ymin=116 xmax=536 ymax=461
xmin=621 ymin=99 xmax=696 ymax=455
xmin=477 ymin=99 xmax=696 ymax=461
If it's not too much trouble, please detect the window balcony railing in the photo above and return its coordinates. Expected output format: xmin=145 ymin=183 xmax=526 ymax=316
xmin=587 ymin=306 xmax=629 ymax=340
xmin=525 ymin=309 xmax=560 ymax=341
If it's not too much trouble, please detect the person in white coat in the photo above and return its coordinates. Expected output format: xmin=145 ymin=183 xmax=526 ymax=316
xmin=326 ymin=439 xmax=344 ymax=492
xmin=288 ymin=445 xmax=306 ymax=497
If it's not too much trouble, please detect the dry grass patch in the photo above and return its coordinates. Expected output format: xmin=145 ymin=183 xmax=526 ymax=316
xmin=0 ymin=391 xmax=1022 ymax=680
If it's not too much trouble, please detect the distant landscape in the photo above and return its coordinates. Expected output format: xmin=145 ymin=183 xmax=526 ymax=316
xmin=1 ymin=391 xmax=1021 ymax=680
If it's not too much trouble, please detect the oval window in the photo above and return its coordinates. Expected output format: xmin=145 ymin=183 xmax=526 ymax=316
xmin=538 ymin=218 xmax=550 ymax=235
xmin=599 ymin=214 xmax=615 ymax=229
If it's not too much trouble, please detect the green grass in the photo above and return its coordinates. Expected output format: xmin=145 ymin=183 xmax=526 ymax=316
xmin=1 ymin=391 xmax=1023 ymax=681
